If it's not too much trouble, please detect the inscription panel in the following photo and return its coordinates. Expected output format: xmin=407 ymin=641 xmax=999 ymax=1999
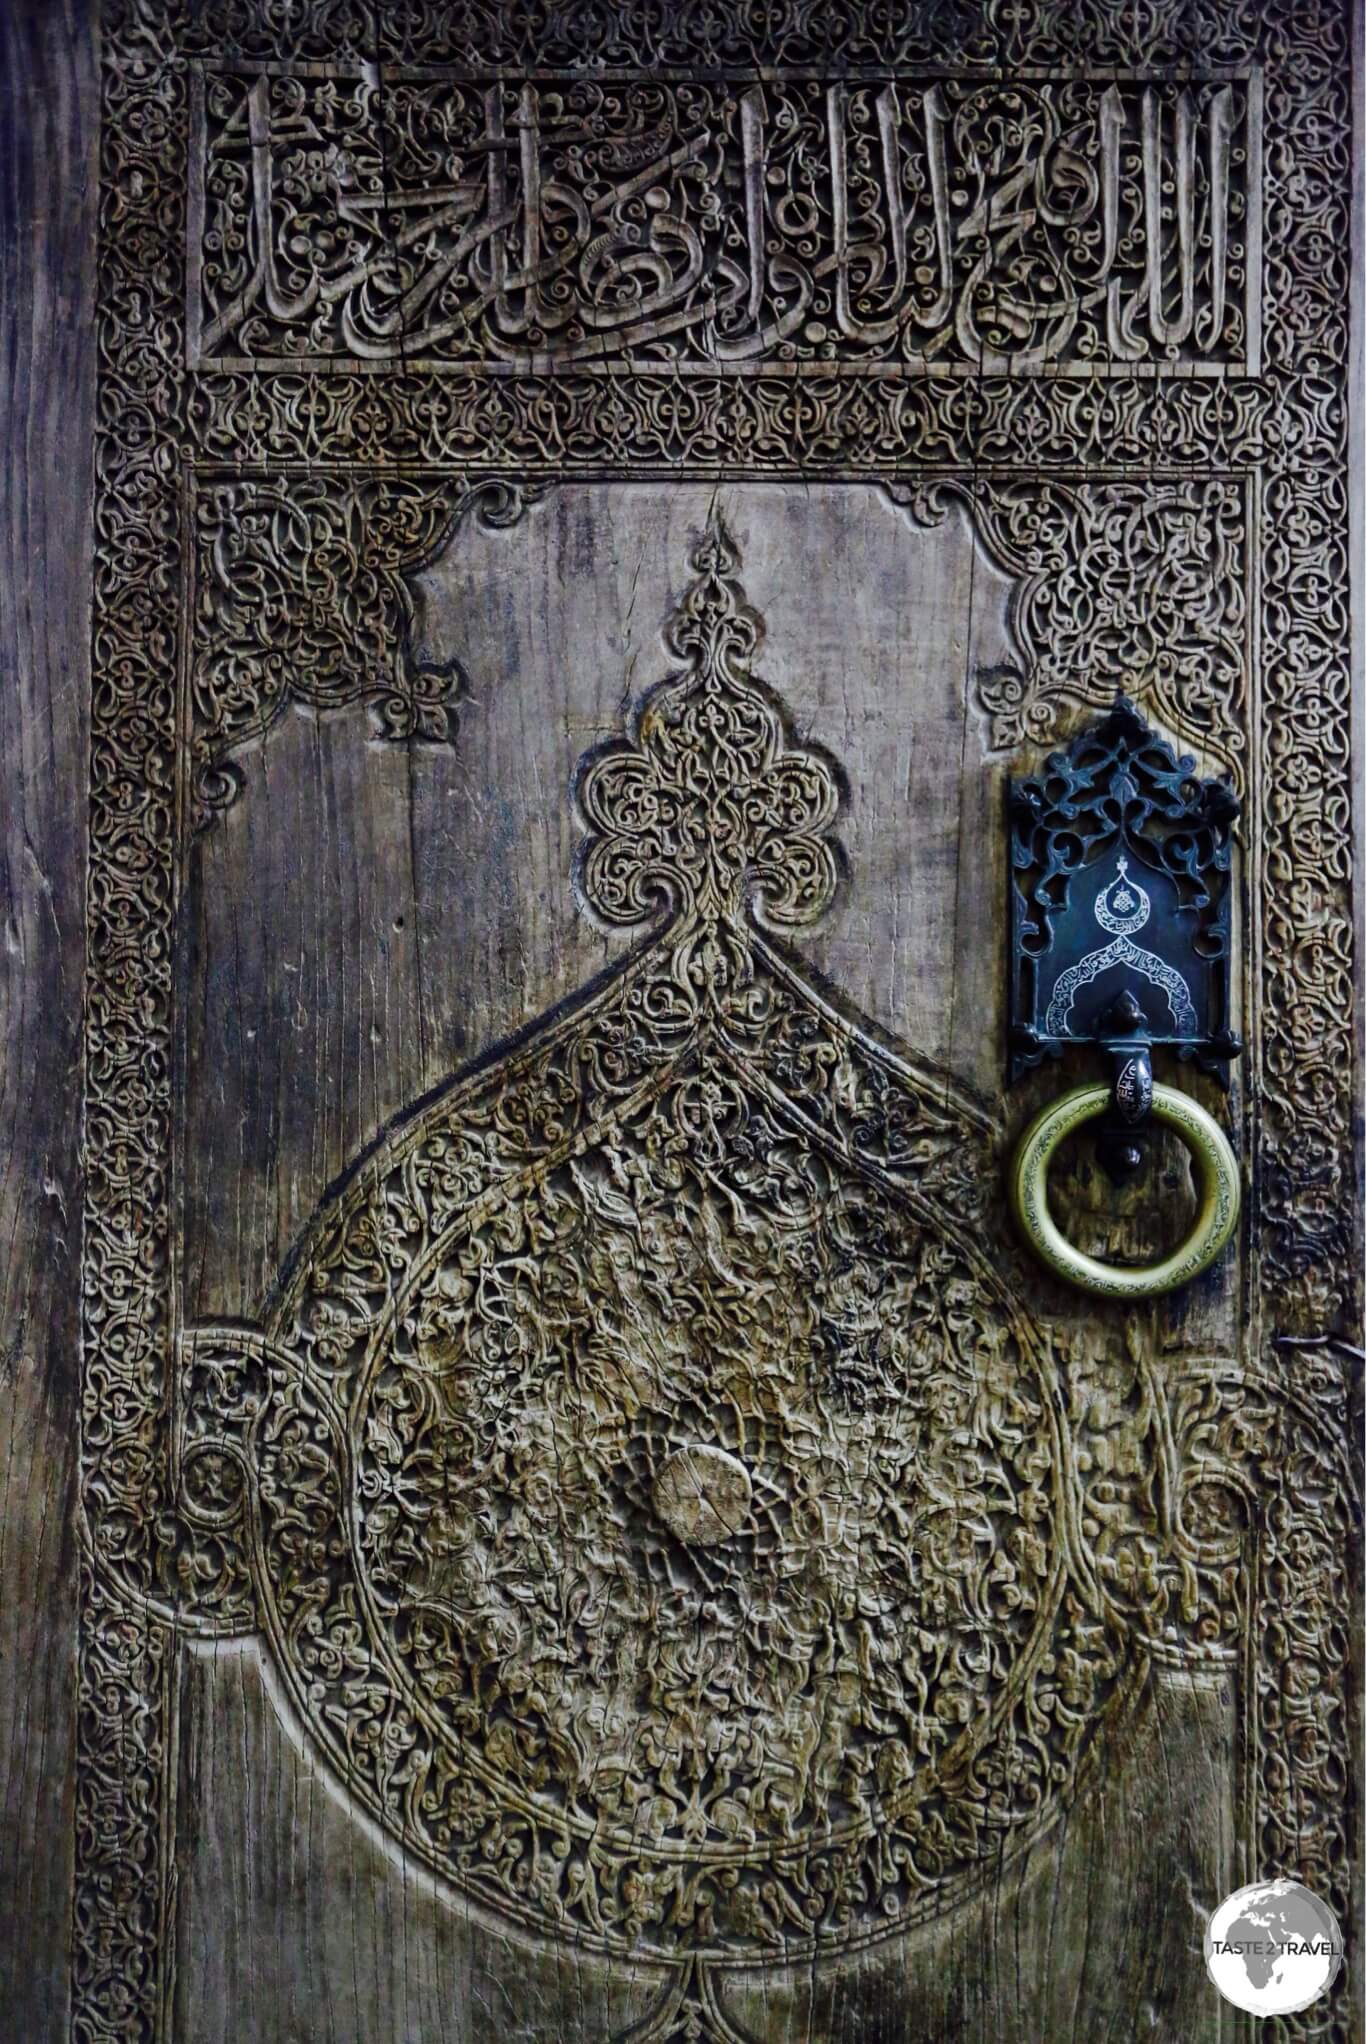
xmin=189 ymin=66 xmax=1261 ymax=374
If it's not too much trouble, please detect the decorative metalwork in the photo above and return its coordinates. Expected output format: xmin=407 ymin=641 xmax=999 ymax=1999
xmin=1007 ymin=694 xmax=1241 ymax=1088
xmin=1009 ymin=1079 xmax=1241 ymax=1297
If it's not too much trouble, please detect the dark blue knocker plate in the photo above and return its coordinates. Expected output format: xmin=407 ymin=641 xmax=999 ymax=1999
xmin=1007 ymin=695 xmax=1241 ymax=1172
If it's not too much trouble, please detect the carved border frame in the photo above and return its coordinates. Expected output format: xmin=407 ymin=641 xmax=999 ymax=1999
xmin=82 ymin=6 xmax=1358 ymax=2042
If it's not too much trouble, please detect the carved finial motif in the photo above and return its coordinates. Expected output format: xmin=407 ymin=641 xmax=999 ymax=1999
xmin=575 ymin=514 xmax=842 ymax=934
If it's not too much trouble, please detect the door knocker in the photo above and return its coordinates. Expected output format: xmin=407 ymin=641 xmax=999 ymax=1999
xmin=1006 ymin=696 xmax=1242 ymax=1297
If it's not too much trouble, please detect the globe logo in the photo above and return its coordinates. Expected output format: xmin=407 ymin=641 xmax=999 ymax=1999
xmin=1205 ymin=1879 xmax=1344 ymax=2015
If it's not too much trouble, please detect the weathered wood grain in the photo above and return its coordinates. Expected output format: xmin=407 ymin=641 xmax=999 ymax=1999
xmin=172 ymin=1642 xmax=1234 ymax=2044
xmin=0 ymin=3 xmax=97 ymax=2037
xmin=183 ymin=481 xmax=1019 ymax=1316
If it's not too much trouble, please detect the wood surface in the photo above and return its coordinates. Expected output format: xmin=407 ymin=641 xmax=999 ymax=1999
xmin=171 ymin=1643 xmax=1235 ymax=2044
xmin=0 ymin=5 xmax=96 ymax=2038
xmin=186 ymin=480 xmax=1229 ymax=1336
xmin=183 ymin=482 xmax=1020 ymax=1315
xmin=0 ymin=5 xmax=1359 ymax=2043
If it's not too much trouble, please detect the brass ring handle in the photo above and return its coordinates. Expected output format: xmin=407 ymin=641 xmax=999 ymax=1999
xmin=1009 ymin=1082 xmax=1240 ymax=1298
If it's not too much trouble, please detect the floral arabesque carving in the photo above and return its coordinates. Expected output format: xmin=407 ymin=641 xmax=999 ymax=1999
xmin=184 ymin=0 xmax=1268 ymax=71
xmin=190 ymin=474 xmax=545 ymax=817
xmin=574 ymin=517 xmax=843 ymax=933
xmin=79 ymin=9 xmax=185 ymax=2040
xmin=1252 ymin=0 xmax=1354 ymax=1333
xmin=891 ymin=477 xmax=1248 ymax=784
xmin=1070 ymin=1333 xmax=1359 ymax=1983
xmin=621 ymin=1958 xmax=769 ymax=2044
xmin=187 ymin=371 xmax=1274 ymax=473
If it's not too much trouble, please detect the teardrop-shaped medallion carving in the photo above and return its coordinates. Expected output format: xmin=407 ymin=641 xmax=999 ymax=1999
xmin=177 ymin=515 xmax=1136 ymax=1965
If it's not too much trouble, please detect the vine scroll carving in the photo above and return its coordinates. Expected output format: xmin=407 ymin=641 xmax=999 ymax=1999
xmin=189 ymin=475 xmax=545 ymax=817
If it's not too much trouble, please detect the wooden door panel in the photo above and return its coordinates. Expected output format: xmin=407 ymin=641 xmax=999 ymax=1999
xmin=0 ymin=5 xmax=1356 ymax=2043
xmin=175 ymin=476 xmax=1245 ymax=2042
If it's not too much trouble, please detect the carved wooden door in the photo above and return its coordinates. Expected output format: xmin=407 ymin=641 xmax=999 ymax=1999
xmin=1 ymin=4 xmax=1359 ymax=2043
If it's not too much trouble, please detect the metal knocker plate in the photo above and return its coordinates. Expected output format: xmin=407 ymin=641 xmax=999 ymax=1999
xmin=1009 ymin=1082 xmax=1241 ymax=1298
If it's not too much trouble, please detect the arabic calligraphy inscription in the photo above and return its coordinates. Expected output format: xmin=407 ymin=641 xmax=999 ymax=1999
xmin=190 ymin=69 xmax=1259 ymax=373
